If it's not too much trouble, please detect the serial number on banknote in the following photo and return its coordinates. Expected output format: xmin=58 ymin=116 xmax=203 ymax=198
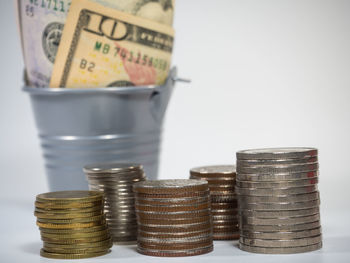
xmin=93 ymin=42 xmax=168 ymax=71
xmin=26 ymin=0 xmax=70 ymax=16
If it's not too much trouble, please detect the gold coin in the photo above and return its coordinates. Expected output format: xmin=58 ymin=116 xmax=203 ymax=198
xmin=35 ymin=209 xmax=103 ymax=219
xmin=37 ymin=220 xmax=104 ymax=229
xmin=35 ymin=200 xmax=103 ymax=209
xmin=40 ymin=229 xmax=109 ymax=239
xmin=41 ymin=235 xmax=111 ymax=244
xmin=36 ymin=191 xmax=104 ymax=203
xmin=36 ymin=214 xmax=105 ymax=224
xmin=39 ymin=225 xmax=107 ymax=234
xmin=43 ymin=247 xmax=111 ymax=255
xmin=35 ymin=206 xmax=103 ymax=214
xmin=40 ymin=248 xmax=110 ymax=259
xmin=43 ymin=237 xmax=112 ymax=249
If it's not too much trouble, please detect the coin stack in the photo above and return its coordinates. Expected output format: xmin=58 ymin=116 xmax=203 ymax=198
xmin=34 ymin=191 xmax=112 ymax=259
xmin=236 ymin=148 xmax=322 ymax=254
xmin=84 ymin=163 xmax=146 ymax=243
xmin=133 ymin=179 xmax=213 ymax=257
xmin=190 ymin=165 xmax=239 ymax=240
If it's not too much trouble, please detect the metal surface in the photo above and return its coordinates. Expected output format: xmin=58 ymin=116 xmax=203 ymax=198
xmin=23 ymin=68 xmax=177 ymax=191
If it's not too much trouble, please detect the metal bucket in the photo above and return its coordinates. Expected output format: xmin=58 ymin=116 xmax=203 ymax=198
xmin=23 ymin=68 xmax=177 ymax=191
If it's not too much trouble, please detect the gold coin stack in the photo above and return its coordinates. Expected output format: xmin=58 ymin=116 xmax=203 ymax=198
xmin=133 ymin=179 xmax=214 ymax=257
xmin=34 ymin=191 xmax=112 ymax=259
xmin=190 ymin=165 xmax=239 ymax=240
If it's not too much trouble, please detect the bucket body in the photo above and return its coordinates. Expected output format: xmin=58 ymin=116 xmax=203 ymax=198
xmin=24 ymin=68 xmax=177 ymax=191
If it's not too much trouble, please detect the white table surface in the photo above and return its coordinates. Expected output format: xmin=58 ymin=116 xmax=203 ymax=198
xmin=1 ymin=200 xmax=349 ymax=263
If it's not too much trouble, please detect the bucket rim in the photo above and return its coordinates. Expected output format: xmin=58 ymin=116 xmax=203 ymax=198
xmin=22 ymin=67 xmax=177 ymax=95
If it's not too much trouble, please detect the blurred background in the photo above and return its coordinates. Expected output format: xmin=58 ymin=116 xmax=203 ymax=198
xmin=1 ymin=0 xmax=350 ymax=213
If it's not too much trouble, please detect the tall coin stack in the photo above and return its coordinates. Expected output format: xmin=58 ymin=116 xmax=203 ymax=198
xmin=133 ymin=179 xmax=213 ymax=257
xmin=34 ymin=191 xmax=112 ymax=259
xmin=84 ymin=163 xmax=146 ymax=243
xmin=236 ymin=148 xmax=322 ymax=254
xmin=190 ymin=165 xmax=239 ymax=240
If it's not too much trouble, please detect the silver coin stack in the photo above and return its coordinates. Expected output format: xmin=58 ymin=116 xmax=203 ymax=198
xmin=236 ymin=148 xmax=322 ymax=254
xmin=133 ymin=180 xmax=213 ymax=257
xmin=83 ymin=163 xmax=146 ymax=243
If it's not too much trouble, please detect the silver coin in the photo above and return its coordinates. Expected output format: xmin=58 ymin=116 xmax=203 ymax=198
xmin=84 ymin=163 xmax=143 ymax=173
xmin=133 ymin=179 xmax=208 ymax=191
xmin=136 ymin=209 xmax=211 ymax=216
xmin=240 ymin=234 xmax=322 ymax=247
xmin=237 ymin=170 xmax=319 ymax=182
xmin=236 ymin=148 xmax=318 ymax=160
xmin=237 ymin=163 xmax=319 ymax=174
xmin=240 ymin=213 xmax=320 ymax=225
xmin=86 ymin=173 xmax=145 ymax=180
xmin=137 ymin=221 xmax=211 ymax=228
xmin=238 ymin=191 xmax=319 ymax=203
xmin=136 ymin=245 xmax=214 ymax=255
xmin=190 ymin=165 xmax=236 ymax=175
xmin=239 ymin=207 xmax=319 ymax=218
xmin=236 ymin=156 xmax=318 ymax=166
xmin=190 ymin=176 xmax=236 ymax=183
xmin=212 ymin=215 xmax=239 ymax=221
xmin=211 ymin=196 xmax=237 ymax=203
xmin=236 ymin=185 xmax=318 ymax=196
xmin=135 ymin=196 xmax=210 ymax=203
xmin=239 ymin=242 xmax=322 ymax=254
xmin=241 ymin=227 xmax=322 ymax=239
xmin=138 ymin=234 xmax=212 ymax=244
xmin=138 ymin=228 xmax=211 ymax=236
xmin=239 ymin=198 xmax=320 ymax=211
xmin=211 ymin=208 xmax=239 ymax=214
xmin=240 ymin=220 xmax=321 ymax=232
xmin=236 ymin=178 xmax=318 ymax=188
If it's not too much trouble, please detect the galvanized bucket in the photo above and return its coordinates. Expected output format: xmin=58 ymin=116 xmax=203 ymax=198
xmin=23 ymin=68 xmax=177 ymax=191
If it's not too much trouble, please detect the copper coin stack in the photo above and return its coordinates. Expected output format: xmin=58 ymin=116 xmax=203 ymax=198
xmin=190 ymin=165 xmax=239 ymax=240
xmin=133 ymin=179 xmax=213 ymax=257
xmin=236 ymin=148 xmax=322 ymax=254
xmin=84 ymin=163 xmax=146 ymax=243
xmin=34 ymin=191 xmax=112 ymax=259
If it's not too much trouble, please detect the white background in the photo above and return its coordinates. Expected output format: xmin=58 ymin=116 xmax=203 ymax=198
xmin=1 ymin=0 xmax=350 ymax=262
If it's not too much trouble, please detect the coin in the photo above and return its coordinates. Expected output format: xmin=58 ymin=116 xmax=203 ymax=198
xmin=240 ymin=221 xmax=321 ymax=232
xmin=43 ymin=238 xmax=112 ymax=248
xmin=237 ymin=170 xmax=319 ymax=182
xmin=135 ymin=190 xmax=210 ymax=199
xmin=137 ymin=216 xmax=211 ymax=225
xmin=213 ymin=233 xmax=239 ymax=240
xmin=37 ymin=214 xmax=105 ymax=224
xmin=241 ymin=227 xmax=322 ymax=239
xmin=35 ymin=209 xmax=103 ymax=219
xmin=138 ymin=239 xmax=213 ymax=250
xmin=236 ymin=185 xmax=318 ymax=196
xmin=239 ymin=207 xmax=320 ymax=218
xmin=240 ymin=235 xmax=322 ymax=247
xmin=238 ymin=191 xmax=319 ymax=203
xmin=37 ymin=220 xmax=104 ymax=229
xmin=238 ymin=199 xmax=320 ymax=211
xmin=239 ymin=242 xmax=322 ymax=254
xmin=40 ymin=248 xmax=110 ymax=259
xmin=138 ymin=234 xmax=212 ymax=244
xmin=39 ymin=225 xmax=108 ymax=234
xmin=135 ymin=202 xmax=211 ymax=212
xmin=36 ymin=191 xmax=104 ymax=203
xmin=236 ymin=178 xmax=318 ymax=188
xmin=237 ymin=163 xmax=319 ymax=174
xmin=35 ymin=200 xmax=103 ymax=209
xmin=35 ymin=205 xmax=103 ymax=213
xmin=240 ymin=213 xmax=320 ymax=225
xmin=133 ymin=180 xmax=209 ymax=194
xmin=236 ymin=148 xmax=318 ymax=160
xmin=137 ymin=245 xmax=213 ymax=257
xmin=138 ymin=222 xmax=212 ymax=233
xmin=41 ymin=235 xmax=111 ymax=244
xmin=40 ymin=229 xmax=109 ymax=239
xmin=236 ymin=156 xmax=318 ymax=166
xmin=190 ymin=165 xmax=236 ymax=177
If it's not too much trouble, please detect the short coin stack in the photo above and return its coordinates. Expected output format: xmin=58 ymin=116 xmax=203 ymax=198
xmin=133 ymin=179 xmax=213 ymax=257
xmin=236 ymin=148 xmax=322 ymax=254
xmin=84 ymin=163 xmax=146 ymax=243
xmin=190 ymin=165 xmax=239 ymax=240
xmin=34 ymin=191 xmax=112 ymax=259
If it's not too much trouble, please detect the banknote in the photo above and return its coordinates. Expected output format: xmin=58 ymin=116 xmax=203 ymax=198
xmin=18 ymin=0 xmax=175 ymax=87
xmin=50 ymin=0 xmax=174 ymax=88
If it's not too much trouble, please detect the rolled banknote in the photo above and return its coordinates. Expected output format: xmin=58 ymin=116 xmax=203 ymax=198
xmin=18 ymin=0 xmax=175 ymax=87
xmin=50 ymin=0 xmax=174 ymax=88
